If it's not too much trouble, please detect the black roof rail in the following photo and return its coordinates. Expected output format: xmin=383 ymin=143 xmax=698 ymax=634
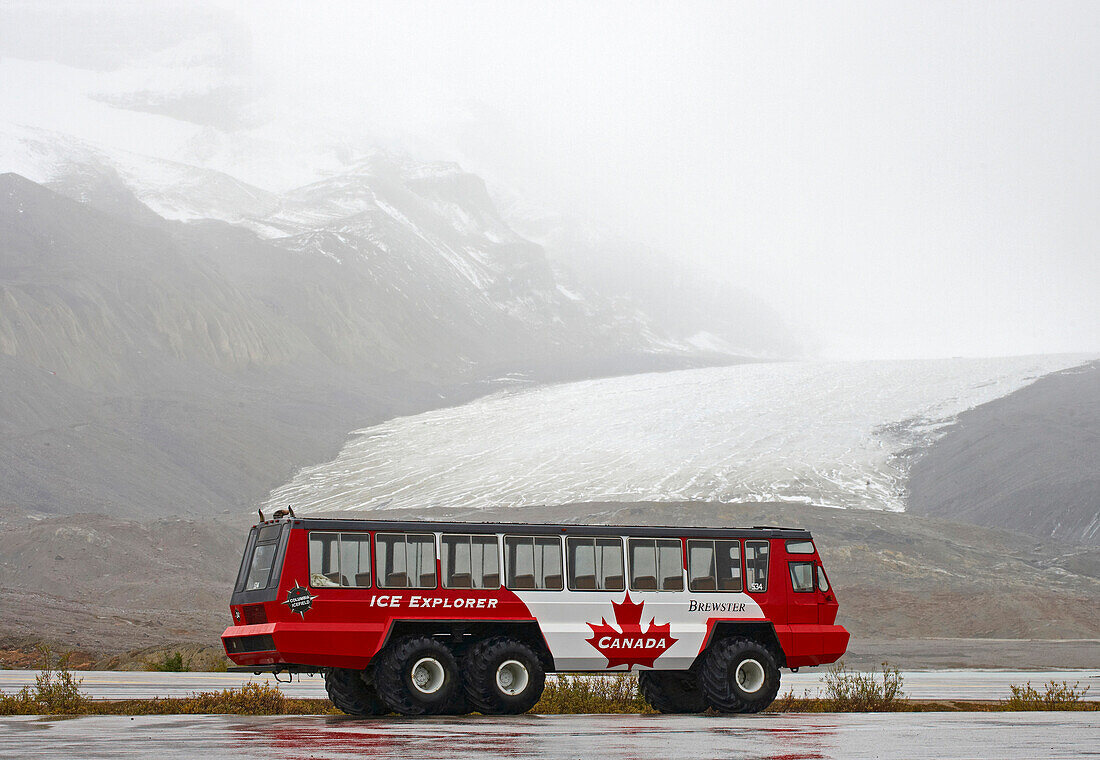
xmin=280 ymin=516 xmax=812 ymax=540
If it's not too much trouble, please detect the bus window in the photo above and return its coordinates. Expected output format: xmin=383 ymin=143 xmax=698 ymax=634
xmin=242 ymin=524 xmax=285 ymax=592
xmin=716 ymin=541 xmax=742 ymax=591
xmin=789 ymin=561 xmax=815 ymax=593
xmin=376 ymin=533 xmax=436 ymax=589
xmin=687 ymin=540 xmax=741 ymax=592
xmin=786 ymin=540 xmax=815 ymax=554
xmin=566 ymin=537 xmax=624 ymax=591
xmin=340 ymin=533 xmax=370 ymax=587
xmin=505 ymin=536 xmax=563 ymax=590
xmin=442 ymin=534 xmax=500 ymax=589
xmin=308 ymin=532 xmax=370 ymax=588
xmin=745 ymin=540 xmax=769 ymax=592
xmin=628 ymin=538 xmax=683 ymax=591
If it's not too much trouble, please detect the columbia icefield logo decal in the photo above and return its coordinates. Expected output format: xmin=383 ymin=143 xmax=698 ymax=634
xmin=283 ymin=581 xmax=318 ymax=618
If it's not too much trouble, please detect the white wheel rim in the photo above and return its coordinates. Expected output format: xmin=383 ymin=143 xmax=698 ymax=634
xmin=495 ymin=659 xmax=530 ymax=696
xmin=736 ymin=658 xmax=766 ymax=694
xmin=411 ymin=657 xmax=446 ymax=694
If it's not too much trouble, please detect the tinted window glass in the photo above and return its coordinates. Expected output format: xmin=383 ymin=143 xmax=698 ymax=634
xmin=234 ymin=530 xmax=258 ymax=593
xmin=376 ymin=533 xmax=436 ymax=588
xmin=745 ymin=540 xmax=770 ymax=593
xmin=687 ymin=539 xmax=742 ymax=592
xmin=309 ymin=532 xmax=339 ymax=587
xmin=567 ymin=537 xmax=625 ymax=591
xmin=716 ymin=540 xmax=742 ymax=591
xmin=786 ymin=540 xmax=816 ymax=554
xmin=257 ymin=524 xmax=282 ymax=543
xmin=630 ymin=539 xmax=657 ymax=589
xmin=790 ymin=561 xmax=815 ymax=592
xmin=244 ymin=542 xmax=277 ymax=591
xmin=340 ymin=534 xmax=371 ymax=587
xmin=442 ymin=534 xmax=500 ymax=589
xmin=629 ymin=538 xmax=684 ymax=592
xmin=688 ymin=540 xmax=716 ymax=591
xmin=309 ymin=532 xmax=371 ymax=588
xmin=242 ymin=525 xmax=285 ymax=592
xmin=817 ymin=565 xmax=830 ymax=592
xmin=658 ymin=540 xmax=684 ymax=591
xmin=505 ymin=536 xmax=563 ymax=590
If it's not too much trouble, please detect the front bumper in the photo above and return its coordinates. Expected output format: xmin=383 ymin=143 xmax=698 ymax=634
xmin=226 ymin=664 xmax=323 ymax=675
xmin=221 ymin=620 xmax=387 ymax=671
xmin=775 ymin=623 xmax=850 ymax=668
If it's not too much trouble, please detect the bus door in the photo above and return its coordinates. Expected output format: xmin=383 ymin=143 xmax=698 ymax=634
xmin=785 ymin=539 xmax=823 ymax=656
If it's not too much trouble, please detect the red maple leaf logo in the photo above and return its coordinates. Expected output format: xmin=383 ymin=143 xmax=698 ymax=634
xmin=585 ymin=592 xmax=677 ymax=670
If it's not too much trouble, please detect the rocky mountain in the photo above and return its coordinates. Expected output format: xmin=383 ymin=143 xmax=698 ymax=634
xmin=0 ymin=160 xmax=743 ymax=519
xmin=908 ymin=361 xmax=1100 ymax=546
xmin=0 ymin=91 xmax=813 ymax=521
xmin=0 ymin=110 xmax=798 ymax=359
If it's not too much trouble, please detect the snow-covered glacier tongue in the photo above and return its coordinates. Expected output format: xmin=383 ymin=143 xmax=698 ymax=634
xmin=266 ymin=355 xmax=1094 ymax=515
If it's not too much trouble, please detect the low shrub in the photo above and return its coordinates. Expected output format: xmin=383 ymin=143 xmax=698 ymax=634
xmin=1004 ymin=681 xmax=1091 ymax=711
xmin=767 ymin=687 xmax=827 ymax=713
xmin=146 ymin=651 xmax=190 ymax=672
xmin=0 ymin=645 xmax=86 ymax=715
xmin=91 ymin=682 xmax=293 ymax=716
xmin=821 ymin=662 xmax=906 ymax=711
xmin=0 ymin=689 xmax=34 ymax=715
xmin=533 ymin=674 xmax=653 ymax=714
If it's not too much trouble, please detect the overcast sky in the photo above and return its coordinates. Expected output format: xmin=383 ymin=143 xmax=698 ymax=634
xmin=5 ymin=1 xmax=1099 ymax=359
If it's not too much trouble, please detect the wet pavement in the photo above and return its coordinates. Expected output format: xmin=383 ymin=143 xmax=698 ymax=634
xmin=1 ymin=712 xmax=1097 ymax=759
xmin=1 ymin=668 xmax=1096 ymax=701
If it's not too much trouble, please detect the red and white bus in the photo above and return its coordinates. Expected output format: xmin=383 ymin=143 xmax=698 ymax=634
xmin=222 ymin=516 xmax=848 ymax=716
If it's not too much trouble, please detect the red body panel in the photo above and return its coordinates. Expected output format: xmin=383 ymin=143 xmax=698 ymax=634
xmin=222 ymin=522 xmax=849 ymax=672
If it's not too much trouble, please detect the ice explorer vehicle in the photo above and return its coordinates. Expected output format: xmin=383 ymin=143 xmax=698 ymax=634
xmin=223 ymin=516 xmax=848 ymax=715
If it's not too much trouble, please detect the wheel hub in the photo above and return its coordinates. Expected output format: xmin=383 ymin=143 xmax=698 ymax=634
xmin=410 ymin=657 xmax=446 ymax=694
xmin=495 ymin=660 xmax=530 ymax=696
xmin=735 ymin=658 xmax=766 ymax=694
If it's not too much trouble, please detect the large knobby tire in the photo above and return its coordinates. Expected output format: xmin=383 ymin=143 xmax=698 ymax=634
xmin=373 ymin=635 xmax=461 ymax=716
xmin=699 ymin=637 xmax=781 ymax=713
xmin=323 ymin=667 xmax=390 ymax=716
xmin=638 ymin=670 xmax=707 ymax=714
xmin=463 ymin=637 xmax=546 ymax=715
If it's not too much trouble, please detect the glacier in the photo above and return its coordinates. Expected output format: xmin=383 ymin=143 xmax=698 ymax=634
xmin=266 ymin=355 xmax=1095 ymax=515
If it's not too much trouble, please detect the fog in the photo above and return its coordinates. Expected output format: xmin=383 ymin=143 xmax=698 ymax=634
xmin=3 ymin=0 xmax=1097 ymax=359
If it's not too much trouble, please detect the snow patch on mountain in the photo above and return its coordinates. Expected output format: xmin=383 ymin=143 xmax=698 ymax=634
xmin=265 ymin=355 xmax=1095 ymax=515
xmin=0 ymin=54 xmax=799 ymax=361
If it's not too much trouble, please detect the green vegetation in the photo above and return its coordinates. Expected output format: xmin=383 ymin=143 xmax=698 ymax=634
xmin=821 ymin=661 xmax=906 ymax=711
xmin=85 ymin=682 xmax=338 ymax=716
xmin=534 ymin=674 xmax=654 ymax=714
xmin=145 ymin=651 xmax=190 ymax=673
xmin=1 ymin=656 xmax=1096 ymax=716
xmin=1003 ymin=681 xmax=1092 ymax=711
xmin=0 ymin=646 xmax=86 ymax=715
xmin=770 ymin=662 xmax=907 ymax=713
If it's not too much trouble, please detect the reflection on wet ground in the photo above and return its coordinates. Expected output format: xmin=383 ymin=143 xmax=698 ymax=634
xmin=1 ymin=713 xmax=1098 ymax=760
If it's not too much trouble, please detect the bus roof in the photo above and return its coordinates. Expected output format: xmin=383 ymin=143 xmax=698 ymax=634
xmin=264 ymin=517 xmax=813 ymax=540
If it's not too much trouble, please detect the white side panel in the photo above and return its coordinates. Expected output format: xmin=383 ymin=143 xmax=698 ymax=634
xmin=516 ymin=589 xmax=764 ymax=671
